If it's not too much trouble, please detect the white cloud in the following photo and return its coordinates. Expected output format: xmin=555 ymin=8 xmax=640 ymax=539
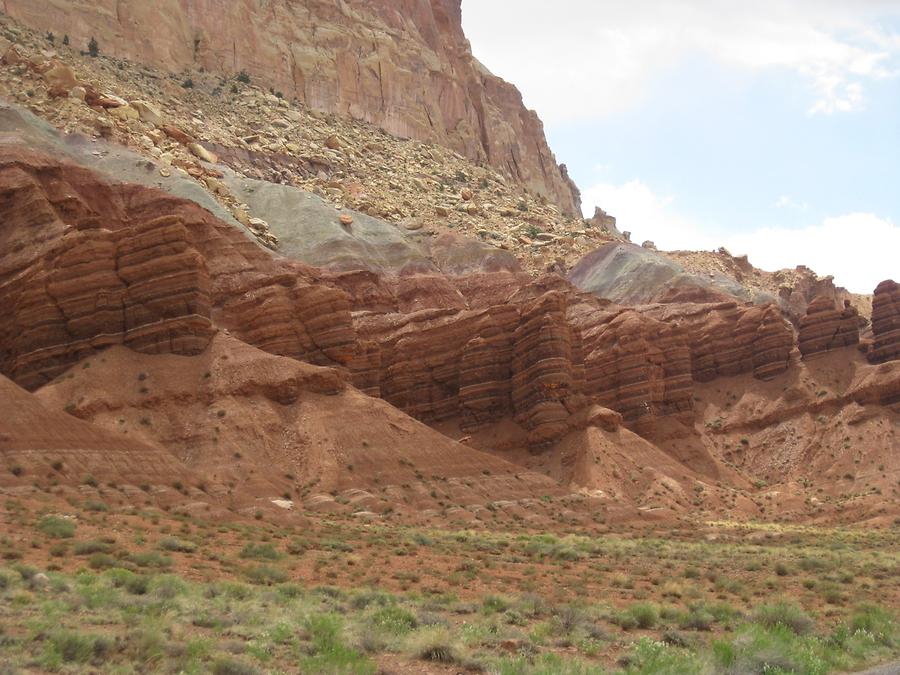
xmin=462 ymin=0 xmax=900 ymax=122
xmin=582 ymin=180 xmax=898 ymax=293
xmin=775 ymin=195 xmax=810 ymax=212
xmin=725 ymin=213 xmax=899 ymax=293
xmin=581 ymin=180 xmax=718 ymax=250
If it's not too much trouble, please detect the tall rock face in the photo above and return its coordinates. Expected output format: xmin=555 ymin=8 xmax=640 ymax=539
xmin=1 ymin=0 xmax=581 ymax=215
xmin=870 ymin=280 xmax=900 ymax=364
xmin=0 ymin=156 xmax=214 ymax=389
xmin=798 ymin=296 xmax=860 ymax=359
xmin=641 ymin=302 xmax=794 ymax=382
xmin=0 ymin=147 xmax=357 ymax=390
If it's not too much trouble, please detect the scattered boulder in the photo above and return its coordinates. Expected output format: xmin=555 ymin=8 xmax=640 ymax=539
xmin=161 ymin=125 xmax=194 ymax=145
xmin=94 ymin=93 xmax=128 ymax=108
xmin=188 ymin=142 xmax=218 ymax=164
xmin=42 ymin=60 xmax=79 ymax=97
xmin=130 ymin=100 xmax=163 ymax=125
xmin=1 ymin=44 xmax=27 ymax=66
xmin=107 ymin=104 xmax=139 ymax=121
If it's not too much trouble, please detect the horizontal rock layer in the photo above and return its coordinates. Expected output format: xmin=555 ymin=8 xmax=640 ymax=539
xmin=0 ymin=158 xmax=214 ymax=388
xmin=3 ymin=150 xmax=895 ymax=455
xmin=798 ymin=296 xmax=860 ymax=358
xmin=0 ymin=148 xmax=356 ymax=389
xmin=870 ymin=280 xmax=900 ymax=364
xmin=2 ymin=0 xmax=581 ymax=215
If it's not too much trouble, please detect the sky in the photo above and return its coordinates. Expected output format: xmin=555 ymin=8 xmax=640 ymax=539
xmin=462 ymin=0 xmax=900 ymax=293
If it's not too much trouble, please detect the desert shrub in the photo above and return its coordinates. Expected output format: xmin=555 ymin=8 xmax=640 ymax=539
xmin=482 ymin=594 xmax=510 ymax=615
xmin=372 ymin=605 xmax=418 ymax=635
xmin=88 ymin=553 xmax=118 ymax=570
xmin=678 ymin=606 xmax=715 ymax=631
xmin=848 ymin=604 xmax=896 ymax=646
xmin=127 ymin=551 xmax=172 ymax=569
xmin=42 ymin=630 xmax=112 ymax=666
xmin=244 ymin=564 xmax=287 ymax=585
xmin=713 ymin=623 xmax=830 ymax=674
xmin=150 ymin=574 xmax=186 ymax=599
xmin=300 ymin=613 xmax=375 ymax=674
xmin=239 ymin=543 xmax=280 ymax=560
xmin=158 ymin=536 xmax=196 ymax=553
xmin=212 ymin=656 xmax=260 ymax=675
xmin=87 ymin=37 xmax=99 ymax=57
xmin=754 ymin=602 xmax=814 ymax=635
xmin=49 ymin=542 xmax=69 ymax=557
xmin=74 ymin=540 xmax=112 ymax=555
xmin=406 ymin=626 xmax=461 ymax=665
xmin=125 ymin=575 xmax=149 ymax=595
xmin=622 ymin=602 xmax=659 ymax=630
xmin=624 ymin=637 xmax=705 ymax=674
xmin=37 ymin=516 xmax=75 ymax=539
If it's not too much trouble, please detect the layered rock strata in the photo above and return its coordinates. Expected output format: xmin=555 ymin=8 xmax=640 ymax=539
xmin=570 ymin=304 xmax=694 ymax=435
xmin=870 ymin=280 xmax=900 ymax=364
xmin=0 ymin=148 xmax=356 ymax=388
xmin=0 ymin=159 xmax=214 ymax=389
xmin=640 ymin=302 xmax=794 ymax=381
xmin=798 ymin=297 xmax=860 ymax=358
xmin=354 ymin=288 xmax=586 ymax=447
xmin=4 ymin=149 xmax=892 ymax=459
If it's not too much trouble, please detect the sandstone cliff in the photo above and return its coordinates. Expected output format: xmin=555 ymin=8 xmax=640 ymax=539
xmin=1 ymin=0 xmax=581 ymax=215
xmin=798 ymin=296 xmax=860 ymax=359
xmin=870 ymin=280 xmax=900 ymax=364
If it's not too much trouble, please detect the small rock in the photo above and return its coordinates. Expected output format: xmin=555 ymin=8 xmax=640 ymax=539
xmin=233 ymin=207 xmax=252 ymax=226
xmin=188 ymin=143 xmax=218 ymax=164
xmin=94 ymin=116 xmax=113 ymax=137
xmin=42 ymin=60 xmax=79 ymax=97
xmin=401 ymin=218 xmax=424 ymax=231
xmin=339 ymin=214 xmax=353 ymax=226
xmin=460 ymin=187 xmax=473 ymax=201
xmin=130 ymin=100 xmax=163 ymax=125
xmin=248 ymin=217 xmax=268 ymax=233
xmin=161 ymin=125 xmax=194 ymax=145
xmin=204 ymin=176 xmax=230 ymax=196
xmin=107 ymin=104 xmax=139 ymax=121
xmin=96 ymin=93 xmax=128 ymax=108
xmin=324 ymin=134 xmax=341 ymax=150
xmin=1 ymin=44 xmax=27 ymax=67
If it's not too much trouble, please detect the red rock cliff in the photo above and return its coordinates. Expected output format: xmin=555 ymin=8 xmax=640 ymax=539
xmin=1 ymin=0 xmax=581 ymax=215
